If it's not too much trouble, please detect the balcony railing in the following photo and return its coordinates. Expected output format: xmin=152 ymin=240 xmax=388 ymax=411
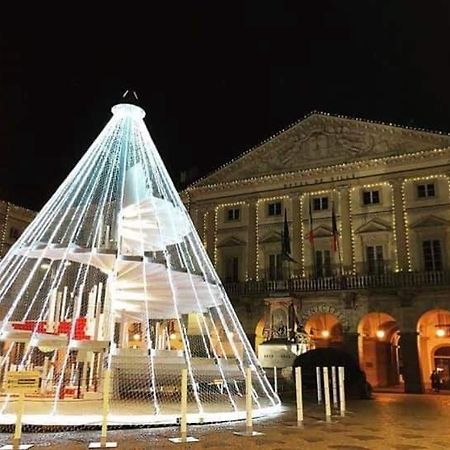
xmin=224 ymin=270 xmax=450 ymax=296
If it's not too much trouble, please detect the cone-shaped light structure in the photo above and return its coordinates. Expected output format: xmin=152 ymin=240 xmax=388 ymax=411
xmin=0 ymin=99 xmax=280 ymax=426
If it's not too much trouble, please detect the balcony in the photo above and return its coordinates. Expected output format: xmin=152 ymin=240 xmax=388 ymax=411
xmin=223 ymin=270 xmax=450 ymax=297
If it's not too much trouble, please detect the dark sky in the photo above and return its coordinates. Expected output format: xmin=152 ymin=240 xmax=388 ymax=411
xmin=1 ymin=1 xmax=450 ymax=210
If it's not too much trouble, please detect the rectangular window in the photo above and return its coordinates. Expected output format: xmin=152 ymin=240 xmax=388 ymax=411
xmin=313 ymin=197 xmax=328 ymax=211
xmin=315 ymin=250 xmax=331 ymax=277
xmin=366 ymin=245 xmax=384 ymax=274
xmin=423 ymin=240 xmax=442 ymax=271
xmin=417 ymin=183 xmax=435 ymax=198
xmin=225 ymin=256 xmax=239 ymax=282
xmin=9 ymin=228 xmax=21 ymax=239
xmin=363 ymin=190 xmax=380 ymax=205
xmin=227 ymin=208 xmax=240 ymax=221
xmin=268 ymin=254 xmax=283 ymax=280
xmin=268 ymin=202 xmax=282 ymax=216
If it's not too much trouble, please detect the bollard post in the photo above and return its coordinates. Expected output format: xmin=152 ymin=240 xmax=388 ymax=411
xmin=331 ymin=366 xmax=338 ymax=408
xmin=234 ymin=367 xmax=263 ymax=437
xmin=322 ymin=367 xmax=331 ymax=422
xmin=12 ymin=392 xmax=24 ymax=450
xmin=295 ymin=367 xmax=303 ymax=426
xmin=169 ymin=368 xmax=198 ymax=443
xmin=273 ymin=366 xmax=278 ymax=394
xmin=88 ymin=369 xmax=117 ymax=448
xmin=338 ymin=366 xmax=346 ymax=417
xmin=316 ymin=367 xmax=322 ymax=404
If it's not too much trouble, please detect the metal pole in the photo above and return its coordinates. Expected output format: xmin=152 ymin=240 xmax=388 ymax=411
xmin=295 ymin=366 xmax=303 ymax=425
xmin=323 ymin=367 xmax=331 ymax=421
xmin=338 ymin=366 xmax=346 ymax=417
xmin=331 ymin=366 xmax=338 ymax=408
xmin=316 ymin=366 xmax=322 ymax=404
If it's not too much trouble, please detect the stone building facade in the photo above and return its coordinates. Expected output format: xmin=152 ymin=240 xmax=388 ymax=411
xmin=182 ymin=112 xmax=450 ymax=394
xmin=0 ymin=200 xmax=36 ymax=258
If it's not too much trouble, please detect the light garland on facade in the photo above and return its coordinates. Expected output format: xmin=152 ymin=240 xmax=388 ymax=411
xmin=187 ymin=111 xmax=450 ymax=190
xmin=202 ymin=211 xmax=209 ymax=249
xmin=0 ymin=203 xmax=11 ymax=257
xmin=401 ymin=174 xmax=450 ymax=272
xmin=186 ymin=146 xmax=450 ymax=195
xmin=350 ymin=182 xmax=399 ymax=273
xmin=299 ymin=189 xmax=339 ymax=277
xmin=347 ymin=187 xmax=356 ymax=274
xmin=255 ymin=195 xmax=288 ymax=280
xmin=213 ymin=201 xmax=248 ymax=267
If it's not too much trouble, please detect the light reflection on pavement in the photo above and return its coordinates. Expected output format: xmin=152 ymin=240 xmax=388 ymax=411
xmin=0 ymin=393 xmax=449 ymax=449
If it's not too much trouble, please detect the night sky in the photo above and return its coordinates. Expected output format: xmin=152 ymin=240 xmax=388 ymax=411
xmin=1 ymin=1 xmax=450 ymax=210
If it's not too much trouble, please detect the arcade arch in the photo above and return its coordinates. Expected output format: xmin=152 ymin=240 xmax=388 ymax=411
xmin=304 ymin=312 xmax=343 ymax=348
xmin=358 ymin=312 xmax=400 ymax=388
xmin=417 ymin=309 xmax=450 ymax=390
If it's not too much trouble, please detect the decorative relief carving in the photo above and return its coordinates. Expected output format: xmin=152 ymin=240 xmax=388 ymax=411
xmin=201 ymin=115 xmax=450 ymax=185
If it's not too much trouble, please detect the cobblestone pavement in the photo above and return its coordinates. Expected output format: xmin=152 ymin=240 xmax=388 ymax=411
xmin=1 ymin=393 xmax=450 ymax=449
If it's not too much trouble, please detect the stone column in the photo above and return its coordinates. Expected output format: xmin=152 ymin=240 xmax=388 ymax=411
xmin=390 ymin=179 xmax=409 ymax=272
xmin=398 ymin=331 xmax=423 ymax=393
xmin=290 ymin=194 xmax=301 ymax=277
xmin=247 ymin=199 xmax=257 ymax=281
xmin=338 ymin=186 xmax=353 ymax=274
xmin=342 ymin=332 xmax=360 ymax=365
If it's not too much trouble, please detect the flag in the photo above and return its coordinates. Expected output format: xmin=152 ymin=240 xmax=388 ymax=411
xmin=331 ymin=201 xmax=339 ymax=252
xmin=282 ymin=208 xmax=291 ymax=255
xmin=307 ymin=197 xmax=314 ymax=244
xmin=281 ymin=209 xmax=297 ymax=263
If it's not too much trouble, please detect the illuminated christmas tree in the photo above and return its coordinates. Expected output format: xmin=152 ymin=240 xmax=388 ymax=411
xmin=0 ymin=92 xmax=279 ymax=425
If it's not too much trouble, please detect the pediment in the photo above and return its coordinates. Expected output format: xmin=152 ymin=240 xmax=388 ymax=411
xmin=193 ymin=113 xmax=450 ymax=186
xmin=355 ymin=218 xmax=392 ymax=234
xmin=410 ymin=215 xmax=450 ymax=229
xmin=216 ymin=236 xmax=246 ymax=247
xmin=259 ymin=231 xmax=282 ymax=244
xmin=310 ymin=225 xmax=333 ymax=238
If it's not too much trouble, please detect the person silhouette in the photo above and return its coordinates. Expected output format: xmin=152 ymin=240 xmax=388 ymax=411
xmin=431 ymin=369 xmax=441 ymax=393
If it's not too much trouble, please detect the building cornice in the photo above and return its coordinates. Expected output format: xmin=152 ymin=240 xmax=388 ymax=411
xmin=185 ymin=146 xmax=450 ymax=196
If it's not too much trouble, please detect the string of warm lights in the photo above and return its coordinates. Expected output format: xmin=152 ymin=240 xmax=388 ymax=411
xmin=213 ymin=201 xmax=248 ymax=267
xmin=400 ymin=174 xmax=450 ymax=272
xmin=350 ymin=182 xmax=399 ymax=272
xmin=299 ymin=189 xmax=339 ymax=277
xmin=202 ymin=211 xmax=209 ymax=249
xmin=255 ymin=195 xmax=289 ymax=280
xmin=188 ymin=111 xmax=450 ymax=190
xmin=0 ymin=203 xmax=10 ymax=257
xmin=186 ymin=146 xmax=450 ymax=194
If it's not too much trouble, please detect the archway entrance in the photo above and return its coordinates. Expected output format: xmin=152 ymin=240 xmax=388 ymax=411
xmin=304 ymin=313 xmax=342 ymax=348
xmin=255 ymin=318 xmax=265 ymax=352
xmin=434 ymin=346 xmax=450 ymax=389
xmin=358 ymin=312 xmax=400 ymax=388
xmin=417 ymin=309 xmax=450 ymax=390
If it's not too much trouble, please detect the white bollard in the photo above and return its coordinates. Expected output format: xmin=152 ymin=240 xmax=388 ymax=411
xmin=316 ymin=366 xmax=322 ymax=404
xmin=295 ymin=367 xmax=303 ymax=425
xmin=88 ymin=368 xmax=117 ymax=448
xmin=273 ymin=366 xmax=278 ymax=394
xmin=323 ymin=367 xmax=331 ymax=422
xmin=338 ymin=366 xmax=346 ymax=417
xmin=331 ymin=366 xmax=338 ymax=408
xmin=234 ymin=367 xmax=263 ymax=437
xmin=169 ymin=368 xmax=198 ymax=443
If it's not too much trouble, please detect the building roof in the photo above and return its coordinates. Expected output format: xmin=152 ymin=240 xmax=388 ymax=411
xmin=188 ymin=112 xmax=450 ymax=189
